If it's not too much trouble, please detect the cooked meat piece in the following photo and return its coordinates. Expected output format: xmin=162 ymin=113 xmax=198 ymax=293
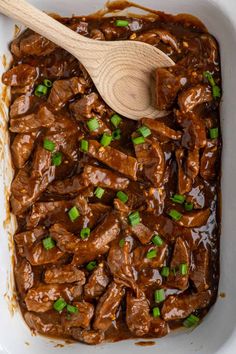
xmin=134 ymin=138 xmax=165 ymax=186
xmin=142 ymin=118 xmax=182 ymax=141
xmin=114 ymin=198 xmax=130 ymax=213
xmin=11 ymin=167 xmax=55 ymax=215
xmin=90 ymin=29 xmax=105 ymax=40
xmin=175 ymin=148 xmax=192 ymax=195
xmin=178 ymin=84 xmax=212 ymax=112
xmin=145 ymin=186 xmax=166 ymax=214
xmin=107 ymin=240 xmax=136 ymax=290
xmin=46 ymin=174 xmax=86 ymax=196
xmin=48 ymin=76 xmax=88 ymax=110
xmin=174 ymin=208 xmax=211 ymax=228
xmin=190 ymin=244 xmax=210 ymax=292
xmin=131 ymin=223 xmax=153 ymax=244
xmin=69 ymin=21 xmax=89 ymax=34
xmin=44 ymin=265 xmax=86 ymax=284
xmin=11 ymin=30 xmax=57 ymax=57
xmin=31 ymin=146 xmax=53 ymax=178
xmin=70 ymin=92 xmax=106 ymax=119
xmin=137 ymin=29 xmax=179 ymax=51
xmin=25 ymin=283 xmax=83 ymax=312
xmin=186 ymin=149 xmax=200 ymax=179
xmin=126 ymin=291 xmax=151 ymax=336
xmin=155 ymin=68 xmax=182 ymax=110
xmin=25 ymin=243 xmax=64 ymax=266
xmin=10 ymin=95 xmax=37 ymax=118
xmin=133 ymin=244 xmax=167 ymax=271
xmin=14 ymin=259 xmax=34 ymax=295
xmin=11 ymin=131 xmax=38 ymax=168
xmin=93 ymin=282 xmax=125 ymax=331
xmin=2 ymin=64 xmax=37 ymax=86
xmin=62 ymin=301 xmax=94 ymax=329
xmin=71 ymin=328 xmax=105 ymax=344
xmin=14 ymin=226 xmax=46 ymax=256
xmin=200 ymin=140 xmax=218 ymax=180
xmin=161 ymin=290 xmax=212 ymax=321
xmin=200 ymin=33 xmax=219 ymax=64
xmin=84 ymin=263 xmax=110 ymax=299
xmin=100 ymin=22 xmax=130 ymax=40
xmin=149 ymin=317 xmax=169 ymax=337
xmin=166 ymin=237 xmax=190 ymax=290
xmin=24 ymin=311 xmax=63 ymax=337
xmin=87 ymin=140 xmax=138 ymax=180
xmin=82 ymin=165 xmax=130 ymax=190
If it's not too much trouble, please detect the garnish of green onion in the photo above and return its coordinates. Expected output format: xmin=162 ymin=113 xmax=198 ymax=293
xmin=80 ymin=139 xmax=89 ymax=152
xmin=183 ymin=314 xmax=200 ymax=328
xmin=43 ymin=139 xmax=55 ymax=152
xmin=87 ymin=117 xmax=99 ymax=132
xmin=128 ymin=211 xmax=140 ymax=226
xmin=184 ymin=202 xmax=193 ymax=211
xmin=203 ymin=71 xmax=221 ymax=99
xmin=171 ymin=194 xmax=186 ymax=204
xmin=116 ymin=191 xmax=128 ymax=203
xmin=168 ymin=209 xmax=182 ymax=221
xmin=161 ymin=266 xmax=170 ymax=277
xmin=42 ymin=236 xmax=55 ymax=251
xmin=203 ymin=71 xmax=215 ymax=86
xmin=146 ymin=249 xmax=157 ymax=259
xmin=80 ymin=227 xmax=91 ymax=240
xmin=152 ymin=234 xmax=164 ymax=246
xmin=52 ymin=152 xmax=62 ymax=166
xmin=34 ymin=84 xmax=48 ymax=97
xmin=68 ymin=206 xmax=80 ymax=222
xmin=138 ymin=125 xmax=151 ymax=138
xmin=67 ymin=304 xmax=78 ymax=314
xmin=119 ymin=238 xmax=125 ymax=248
xmin=94 ymin=187 xmax=105 ymax=199
xmin=100 ymin=133 xmax=113 ymax=147
xmin=212 ymin=85 xmax=221 ymax=99
xmin=43 ymin=79 xmax=53 ymax=88
xmin=154 ymin=289 xmax=165 ymax=303
xmin=53 ymin=298 xmax=67 ymax=312
xmin=209 ymin=127 xmax=219 ymax=139
xmin=115 ymin=19 xmax=129 ymax=27
xmin=132 ymin=136 xmax=145 ymax=145
xmin=112 ymin=128 xmax=121 ymax=140
xmin=111 ymin=114 xmax=122 ymax=128
xmin=152 ymin=307 xmax=160 ymax=318
xmin=86 ymin=261 xmax=97 ymax=271
xmin=180 ymin=263 xmax=188 ymax=275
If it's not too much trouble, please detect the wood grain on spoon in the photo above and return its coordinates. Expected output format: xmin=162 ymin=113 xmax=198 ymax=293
xmin=0 ymin=0 xmax=175 ymax=119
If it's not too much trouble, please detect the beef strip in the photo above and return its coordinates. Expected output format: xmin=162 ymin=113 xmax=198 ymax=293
xmin=126 ymin=291 xmax=151 ymax=336
xmin=71 ymin=329 xmax=105 ymax=345
xmin=70 ymin=92 xmax=106 ymax=119
xmin=133 ymin=244 xmax=167 ymax=271
xmin=14 ymin=259 xmax=34 ymax=295
xmin=11 ymin=131 xmax=39 ymax=169
xmin=62 ymin=301 xmax=94 ymax=329
xmin=44 ymin=265 xmax=86 ymax=284
xmin=190 ymin=244 xmax=210 ymax=292
xmin=84 ymin=263 xmax=110 ymax=299
xmin=131 ymin=223 xmax=154 ymax=244
xmin=46 ymin=174 xmax=86 ymax=196
xmin=2 ymin=63 xmax=37 ymax=86
xmin=141 ymin=118 xmax=182 ymax=141
xmin=24 ymin=312 xmax=64 ymax=337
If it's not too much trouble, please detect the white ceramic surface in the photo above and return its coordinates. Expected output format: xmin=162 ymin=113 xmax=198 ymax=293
xmin=0 ymin=0 xmax=235 ymax=353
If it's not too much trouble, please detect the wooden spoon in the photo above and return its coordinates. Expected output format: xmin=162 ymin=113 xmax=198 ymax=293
xmin=0 ymin=0 xmax=175 ymax=119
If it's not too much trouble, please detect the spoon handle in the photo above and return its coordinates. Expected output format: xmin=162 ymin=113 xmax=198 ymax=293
xmin=0 ymin=0 xmax=109 ymax=62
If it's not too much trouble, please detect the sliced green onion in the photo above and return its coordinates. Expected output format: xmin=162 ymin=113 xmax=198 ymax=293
xmin=152 ymin=234 xmax=164 ymax=246
xmin=154 ymin=289 xmax=165 ymax=303
xmin=116 ymin=191 xmax=128 ymax=203
xmin=43 ymin=139 xmax=55 ymax=152
xmin=128 ymin=211 xmax=140 ymax=226
xmin=146 ymin=249 xmax=157 ymax=259
xmin=80 ymin=139 xmax=89 ymax=152
xmin=184 ymin=202 xmax=193 ymax=211
xmin=209 ymin=127 xmax=219 ymax=139
xmin=203 ymin=71 xmax=221 ymax=99
xmin=168 ymin=209 xmax=182 ymax=221
xmin=67 ymin=304 xmax=78 ymax=314
xmin=152 ymin=307 xmax=160 ymax=318
xmin=138 ymin=125 xmax=151 ymax=138
xmin=180 ymin=263 xmax=188 ymax=275
xmin=43 ymin=79 xmax=53 ymax=88
xmin=119 ymin=238 xmax=125 ymax=248
xmin=42 ymin=236 xmax=55 ymax=251
xmin=86 ymin=261 xmax=97 ymax=271
xmin=171 ymin=194 xmax=186 ymax=204
xmin=212 ymin=85 xmax=221 ymax=99
xmin=34 ymin=84 xmax=48 ymax=97
xmin=94 ymin=187 xmax=105 ymax=199
xmin=203 ymin=71 xmax=215 ymax=87
xmin=132 ymin=136 xmax=145 ymax=145
xmin=87 ymin=117 xmax=99 ymax=132
xmin=161 ymin=266 xmax=170 ymax=277
xmin=172 ymin=267 xmax=177 ymax=276
xmin=52 ymin=152 xmax=62 ymax=166
xmin=183 ymin=314 xmax=200 ymax=328
xmin=112 ymin=128 xmax=121 ymax=140
xmin=68 ymin=206 xmax=80 ymax=222
xmin=80 ymin=227 xmax=90 ymax=240
xmin=100 ymin=133 xmax=112 ymax=147
xmin=111 ymin=114 xmax=122 ymax=128
xmin=53 ymin=298 xmax=67 ymax=312
xmin=115 ymin=19 xmax=129 ymax=27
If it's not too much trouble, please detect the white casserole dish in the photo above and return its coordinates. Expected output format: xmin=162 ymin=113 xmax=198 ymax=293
xmin=0 ymin=0 xmax=235 ymax=353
